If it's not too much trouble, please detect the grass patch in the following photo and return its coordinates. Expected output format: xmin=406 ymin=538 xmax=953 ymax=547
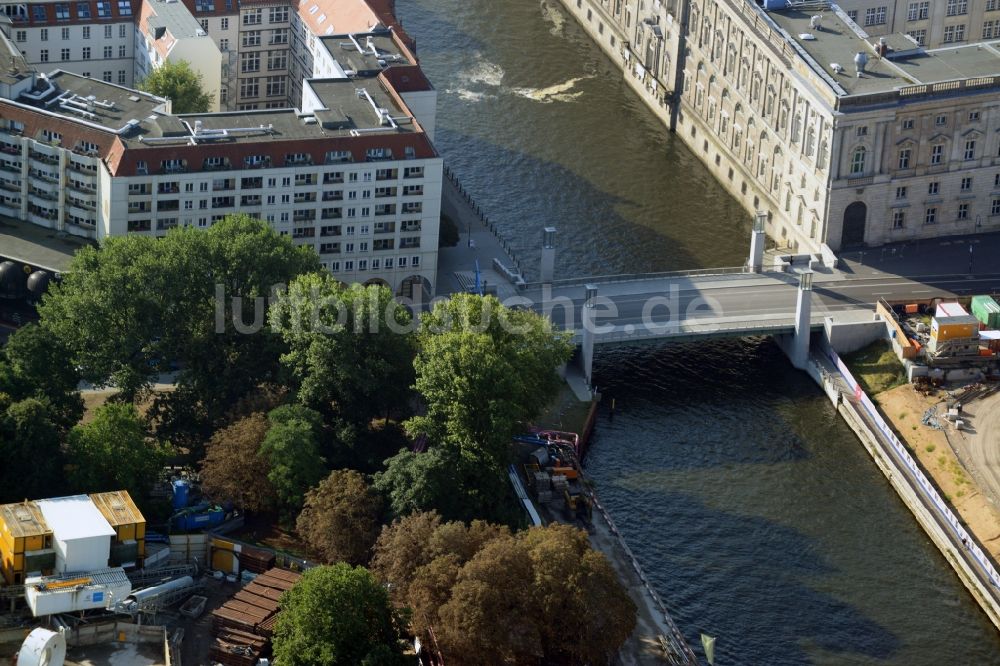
xmin=842 ymin=340 xmax=907 ymax=396
xmin=926 ymin=443 xmax=936 ymax=453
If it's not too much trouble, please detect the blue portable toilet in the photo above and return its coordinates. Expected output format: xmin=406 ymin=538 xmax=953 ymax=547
xmin=172 ymin=479 xmax=191 ymax=511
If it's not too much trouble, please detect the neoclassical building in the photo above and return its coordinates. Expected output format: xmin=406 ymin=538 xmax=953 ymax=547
xmin=557 ymin=0 xmax=1000 ymax=252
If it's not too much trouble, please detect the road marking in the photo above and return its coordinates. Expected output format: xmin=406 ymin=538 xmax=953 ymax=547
xmin=911 ymin=289 xmax=932 ymax=293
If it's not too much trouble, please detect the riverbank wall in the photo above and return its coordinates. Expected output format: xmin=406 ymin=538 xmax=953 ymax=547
xmin=807 ymin=334 xmax=1000 ymax=631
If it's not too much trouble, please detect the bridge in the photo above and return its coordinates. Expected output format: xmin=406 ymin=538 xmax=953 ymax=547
xmin=442 ymin=213 xmax=1000 ymax=387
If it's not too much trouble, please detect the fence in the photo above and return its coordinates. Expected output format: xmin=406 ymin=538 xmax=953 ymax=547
xmin=442 ymin=165 xmax=523 ymax=277
xmin=822 ymin=343 xmax=1000 ymax=595
xmin=588 ymin=492 xmax=699 ymax=666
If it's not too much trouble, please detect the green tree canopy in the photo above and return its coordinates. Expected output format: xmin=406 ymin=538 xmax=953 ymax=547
xmin=65 ymin=403 xmax=168 ymax=498
xmin=137 ymin=60 xmax=212 ymax=113
xmin=296 ymin=469 xmax=381 ymax=565
xmin=0 ymin=397 xmax=65 ymax=502
xmin=270 ymin=275 xmax=416 ymax=425
xmin=407 ymin=293 xmax=573 ymax=468
xmin=37 ymin=215 xmax=319 ymax=452
xmin=272 ymin=564 xmax=407 ymax=666
xmin=260 ymin=405 xmax=327 ymax=520
xmin=199 ymin=413 xmax=276 ymax=513
xmin=1 ymin=324 xmax=83 ymax=430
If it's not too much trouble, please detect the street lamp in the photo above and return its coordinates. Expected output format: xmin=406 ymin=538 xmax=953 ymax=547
xmin=969 ymin=242 xmax=974 ymax=275
xmin=976 ymin=214 xmax=983 ymax=234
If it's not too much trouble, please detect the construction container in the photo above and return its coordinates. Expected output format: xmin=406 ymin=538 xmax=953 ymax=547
xmin=932 ymin=303 xmax=981 ymax=341
xmin=972 ymin=295 xmax=1000 ymax=330
xmin=981 ymin=330 xmax=1000 ymax=352
xmin=91 ymin=491 xmax=146 ymax=568
xmin=35 ymin=496 xmax=115 ymax=574
xmin=0 ymin=501 xmax=53 ymax=584
xmin=24 ymin=567 xmax=131 ymax=616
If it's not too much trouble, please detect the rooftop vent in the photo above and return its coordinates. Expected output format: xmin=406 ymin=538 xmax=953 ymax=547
xmin=799 ymin=33 xmax=816 ymax=41
xmin=854 ymin=51 xmax=868 ymax=77
xmin=830 ymin=62 xmax=844 ymax=74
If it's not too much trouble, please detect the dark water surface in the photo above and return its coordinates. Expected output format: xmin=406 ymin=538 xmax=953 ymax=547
xmin=396 ymin=0 xmax=1000 ymax=662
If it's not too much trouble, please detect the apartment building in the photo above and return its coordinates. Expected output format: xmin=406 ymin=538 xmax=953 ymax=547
xmin=836 ymin=0 xmax=1000 ymax=47
xmin=0 ymin=0 xmax=137 ymax=85
xmin=557 ymin=0 xmax=1000 ymax=252
xmin=136 ymin=0 xmax=223 ymax=110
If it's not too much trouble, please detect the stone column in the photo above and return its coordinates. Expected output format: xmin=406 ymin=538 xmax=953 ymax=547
xmin=792 ymin=270 xmax=813 ymax=369
xmin=581 ymin=283 xmax=598 ymax=386
xmin=749 ymin=210 xmax=767 ymax=273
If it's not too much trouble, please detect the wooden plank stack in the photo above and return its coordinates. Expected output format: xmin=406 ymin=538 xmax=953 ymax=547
xmin=237 ymin=545 xmax=276 ymax=574
xmin=209 ymin=567 xmax=302 ymax=663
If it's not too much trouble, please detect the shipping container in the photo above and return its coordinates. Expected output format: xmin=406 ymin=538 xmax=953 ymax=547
xmin=25 ymin=567 xmax=131 ymax=616
xmin=972 ymin=295 xmax=1000 ymax=330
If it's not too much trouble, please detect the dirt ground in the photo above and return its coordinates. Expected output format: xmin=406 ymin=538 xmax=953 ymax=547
xmin=877 ymin=385 xmax=1000 ymax=559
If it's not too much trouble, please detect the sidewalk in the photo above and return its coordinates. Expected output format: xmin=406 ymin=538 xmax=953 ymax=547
xmin=436 ymin=171 xmax=523 ymax=298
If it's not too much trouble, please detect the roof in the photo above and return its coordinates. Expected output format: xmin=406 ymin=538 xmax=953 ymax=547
xmin=89 ymin=492 xmax=145 ymax=528
xmin=35 ymin=496 xmax=116 ymax=542
xmin=141 ymin=0 xmax=212 ymax=44
xmin=0 ymin=215 xmax=94 ymax=273
xmin=765 ymin=8 xmax=1000 ymax=96
xmin=14 ymin=71 xmax=168 ymax=134
xmin=318 ymin=30 xmax=411 ymax=75
xmin=0 ymin=502 xmax=50 ymax=539
xmin=937 ymin=302 xmax=971 ymax=318
xmin=303 ymin=76 xmax=419 ymax=132
xmin=298 ymin=0 xmax=381 ymax=38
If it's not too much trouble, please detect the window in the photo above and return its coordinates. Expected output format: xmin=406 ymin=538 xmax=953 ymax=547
xmin=847 ymin=10 xmax=858 ymax=22
xmin=270 ymin=28 xmax=288 ymax=44
xmin=56 ymin=3 xmax=71 ymax=20
xmin=40 ymin=28 xmax=48 ymax=41
xmin=14 ymin=30 xmax=25 ymax=41
xmin=907 ymin=29 xmax=927 ymax=45
xmin=925 ymin=208 xmax=937 ymax=225
xmin=935 ymin=115 xmax=948 ymax=126
xmin=269 ymin=5 xmax=287 ymax=22
xmin=102 ymin=70 xmax=111 ymax=82
xmin=82 ymin=25 xmax=89 ymax=38
xmin=39 ymin=49 xmax=48 ymax=62
xmin=96 ymin=1 xmax=111 ymax=17
xmin=61 ymin=27 xmax=69 ymax=39
xmin=931 ymin=144 xmax=944 ymax=165
xmin=907 ymin=1 xmax=929 ymax=20
xmin=220 ymin=37 xmax=229 ymax=50
xmin=241 ymin=52 xmax=260 ymax=73
xmin=200 ymin=19 xmax=208 ymax=31
xmin=103 ymin=46 xmax=112 ymax=58
xmin=985 ymin=20 xmax=1000 ymax=39
xmin=993 ymin=198 xmax=1000 ymax=216
xmin=989 ymin=0 xmax=998 ymax=10
xmin=943 ymin=24 xmax=966 ymax=42
xmin=896 ymin=186 xmax=907 ymax=199
xmin=118 ymin=45 xmax=125 ymax=57
xmin=892 ymin=210 xmax=905 ymax=229
xmin=958 ymin=203 xmax=969 ymax=220
xmin=850 ymin=147 xmax=866 ymax=175
xmin=104 ymin=24 xmax=111 ymax=38
xmin=118 ymin=70 xmax=125 ymax=84
xmin=898 ymin=149 xmax=911 ymax=169
xmin=969 ymin=110 xmax=981 ymax=122
xmin=33 ymin=5 xmax=46 ymax=20
xmin=194 ymin=0 xmax=214 ymax=10
xmin=77 ymin=2 xmax=90 ymax=18
xmin=242 ymin=31 xmax=260 ymax=47
xmin=856 ymin=126 xmax=868 ymax=137
xmin=946 ymin=0 xmax=968 ymax=16
xmin=267 ymin=51 xmax=286 ymax=70
xmin=865 ymin=6 xmax=887 ymax=25
xmin=117 ymin=0 xmax=130 ymax=15
xmin=928 ymin=182 xmax=940 ymax=195
xmin=961 ymin=177 xmax=973 ymax=191
xmin=59 ymin=48 xmax=69 ymax=60
xmin=265 ymin=76 xmax=285 ymax=97
xmin=220 ymin=17 xmax=228 ymax=29
xmin=239 ymin=78 xmax=259 ymax=97
xmin=964 ymin=140 xmax=976 ymax=160
xmin=243 ymin=8 xmax=261 ymax=24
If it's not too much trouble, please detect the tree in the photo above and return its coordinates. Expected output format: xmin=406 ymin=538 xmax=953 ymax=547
xmin=199 ymin=413 xmax=276 ymax=513
xmin=65 ymin=403 xmax=168 ymax=498
xmin=0 ymin=398 xmax=65 ymax=502
xmin=296 ymin=470 xmax=381 ymax=565
xmin=37 ymin=215 xmax=318 ymax=450
xmin=2 ymin=324 xmax=83 ymax=430
xmin=270 ymin=275 xmax=416 ymax=425
xmin=407 ymin=293 xmax=573 ymax=468
xmin=272 ymin=564 xmax=407 ymax=666
xmin=260 ymin=405 xmax=327 ymax=520
xmin=137 ymin=60 xmax=212 ymax=113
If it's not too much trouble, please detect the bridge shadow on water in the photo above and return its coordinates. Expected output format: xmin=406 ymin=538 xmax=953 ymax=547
xmin=585 ymin=338 xmax=904 ymax=664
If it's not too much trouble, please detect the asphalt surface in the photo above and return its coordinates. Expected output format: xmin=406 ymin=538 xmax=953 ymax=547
xmin=954 ymin=392 xmax=1000 ymax=508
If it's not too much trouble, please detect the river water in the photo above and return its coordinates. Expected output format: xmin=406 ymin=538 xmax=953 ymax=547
xmin=395 ymin=0 xmax=1000 ymax=662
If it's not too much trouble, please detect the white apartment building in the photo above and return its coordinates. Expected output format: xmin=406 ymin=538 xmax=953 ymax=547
xmin=0 ymin=64 xmax=442 ymax=296
xmin=557 ymin=0 xmax=1000 ymax=252
xmin=0 ymin=0 xmax=136 ymax=86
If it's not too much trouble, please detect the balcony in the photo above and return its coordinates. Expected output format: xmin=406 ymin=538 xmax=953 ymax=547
xmin=158 ymin=183 xmax=180 ymax=194
xmin=128 ymin=220 xmax=152 ymax=232
xmin=0 ymin=144 xmax=21 ymax=156
xmin=212 ymin=197 xmax=235 ymax=209
xmin=322 ymin=173 xmax=344 ymax=184
xmin=404 ymin=167 xmax=424 ymax=179
xmin=67 ymin=198 xmax=96 ymax=211
xmin=292 ymin=210 xmax=316 ymax=222
xmin=241 ymin=195 xmax=262 ymax=207
xmin=241 ymin=177 xmax=263 ymax=189
xmin=203 ymin=158 xmax=232 ymax=171
xmin=376 ymin=169 xmax=398 ymax=181
xmin=29 ymin=152 xmax=59 ymax=167
xmin=374 ymin=222 xmax=396 ymax=234
xmin=321 ymin=209 xmax=342 ymax=220
xmin=403 ymin=186 xmax=423 ymax=197
xmin=29 ymin=169 xmax=58 ymax=184
xmin=157 ymin=200 xmax=180 ymax=212
xmin=322 ymin=191 xmax=343 ymax=202
xmin=294 ymin=192 xmax=316 ymax=204
xmin=69 ymin=162 xmax=97 ymax=176
xmin=212 ymin=179 xmax=236 ymax=191
xmin=128 ymin=203 xmax=151 ymax=214
xmin=71 ymin=181 xmax=97 ymax=194
xmin=374 ymin=205 xmax=396 ymax=216
xmin=375 ymin=188 xmax=397 ymax=198
xmin=0 ymin=162 xmax=21 ymax=174
xmin=29 ymin=188 xmax=58 ymax=203
xmin=294 ymin=175 xmax=316 ymax=186
xmin=399 ymin=237 xmax=421 ymax=249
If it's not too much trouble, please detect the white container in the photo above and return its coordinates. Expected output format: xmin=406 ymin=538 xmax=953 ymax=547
xmin=35 ymin=496 xmax=115 ymax=573
xmin=25 ymin=567 xmax=131 ymax=616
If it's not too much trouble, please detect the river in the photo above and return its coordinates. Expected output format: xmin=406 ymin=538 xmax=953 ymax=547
xmin=395 ymin=0 xmax=1000 ymax=662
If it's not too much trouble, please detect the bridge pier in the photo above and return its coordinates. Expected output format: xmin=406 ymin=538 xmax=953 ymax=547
xmin=580 ymin=283 xmax=598 ymax=387
xmin=748 ymin=211 xmax=767 ymax=273
xmin=541 ymin=227 xmax=556 ymax=284
xmin=791 ymin=270 xmax=814 ymax=369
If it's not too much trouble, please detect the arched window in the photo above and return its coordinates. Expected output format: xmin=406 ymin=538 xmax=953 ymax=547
xmin=850 ymin=146 xmax=866 ymax=175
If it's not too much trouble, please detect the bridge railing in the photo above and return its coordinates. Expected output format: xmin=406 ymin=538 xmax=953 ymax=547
xmin=572 ymin=318 xmax=810 ymax=343
xmin=523 ymin=265 xmax=750 ymax=289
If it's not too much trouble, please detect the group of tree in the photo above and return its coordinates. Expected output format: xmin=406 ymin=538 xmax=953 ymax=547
xmin=271 ymin=513 xmax=636 ymax=665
